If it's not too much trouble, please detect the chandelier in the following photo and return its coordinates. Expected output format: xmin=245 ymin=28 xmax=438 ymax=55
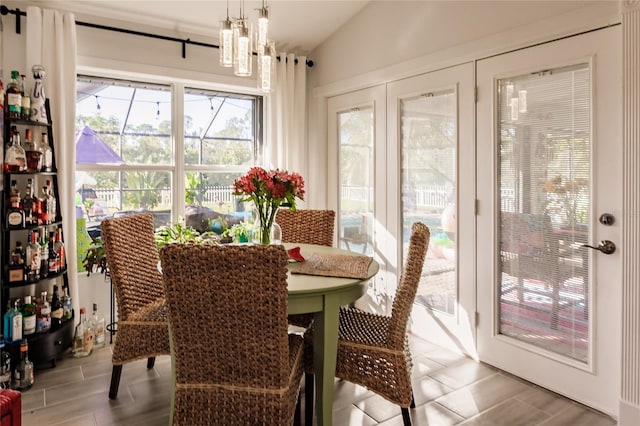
xmin=219 ymin=0 xmax=276 ymax=93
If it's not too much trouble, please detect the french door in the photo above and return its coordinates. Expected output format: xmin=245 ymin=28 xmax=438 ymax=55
xmin=476 ymin=27 xmax=621 ymax=415
xmin=386 ymin=63 xmax=476 ymax=353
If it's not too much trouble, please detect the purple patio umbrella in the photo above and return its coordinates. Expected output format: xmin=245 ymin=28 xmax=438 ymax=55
xmin=75 ymin=125 xmax=124 ymax=164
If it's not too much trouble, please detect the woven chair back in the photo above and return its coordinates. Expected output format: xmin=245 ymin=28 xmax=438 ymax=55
xmin=276 ymin=209 xmax=335 ymax=246
xmin=159 ymin=244 xmax=291 ymax=388
xmin=388 ymin=222 xmax=430 ymax=347
xmin=101 ymin=213 xmax=164 ymax=321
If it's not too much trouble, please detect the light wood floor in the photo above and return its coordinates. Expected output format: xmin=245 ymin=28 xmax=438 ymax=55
xmin=20 ymin=333 xmax=616 ymax=426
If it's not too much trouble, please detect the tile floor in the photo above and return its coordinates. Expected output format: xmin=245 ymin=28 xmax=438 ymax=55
xmin=20 ymin=333 xmax=616 ymax=425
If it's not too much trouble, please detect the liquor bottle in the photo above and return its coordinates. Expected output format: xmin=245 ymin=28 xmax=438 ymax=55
xmin=3 ymin=302 xmax=14 ymax=343
xmin=91 ymin=303 xmax=106 ymax=349
xmin=25 ymin=231 xmax=41 ymax=281
xmin=20 ymin=74 xmax=30 ymax=121
xmin=31 ymin=65 xmax=47 ymax=124
xmin=10 ymin=300 xmax=22 ymax=344
xmin=22 ymin=178 xmax=35 ymax=226
xmin=22 ymin=295 xmax=36 ymax=336
xmin=50 ymin=285 xmax=64 ymax=326
xmin=6 ymin=180 xmax=25 ymax=229
xmin=41 ymin=179 xmax=56 ymax=223
xmin=4 ymin=126 xmax=27 ymax=172
xmin=24 ymin=129 xmax=42 ymax=173
xmin=5 ymin=71 xmax=21 ymax=120
xmin=62 ymin=287 xmax=73 ymax=320
xmin=8 ymin=241 xmax=26 ymax=283
xmin=13 ymin=339 xmax=34 ymax=391
xmin=72 ymin=307 xmax=93 ymax=358
xmin=48 ymin=231 xmax=59 ymax=274
xmin=39 ymin=227 xmax=49 ymax=279
xmin=40 ymin=132 xmax=53 ymax=171
xmin=36 ymin=291 xmax=51 ymax=333
xmin=54 ymin=227 xmax=66 ymax=271
xmin=0 ymin=340 xmax=11 ymax=389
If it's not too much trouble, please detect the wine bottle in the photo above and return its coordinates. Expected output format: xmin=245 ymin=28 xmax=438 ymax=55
xmin=91 ymin=303 xmax=106 ymax=349
xmin=22 ymin=295 xmax=36 ymax=336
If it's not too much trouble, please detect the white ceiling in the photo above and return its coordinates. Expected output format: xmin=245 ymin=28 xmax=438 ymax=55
xmin=15 ymin=0 xmax=371 ymax=55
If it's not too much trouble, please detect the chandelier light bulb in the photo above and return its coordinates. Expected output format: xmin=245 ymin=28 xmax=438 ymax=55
xmin=234 ymin=20 xmax=252 ymax=77
xmin=219 ymin=19 xmax=234 ymax=67
xmin=257 ymin=7 xmax=269 ymax=48
xmin=258 ymin=41 xmax=276 ymax=92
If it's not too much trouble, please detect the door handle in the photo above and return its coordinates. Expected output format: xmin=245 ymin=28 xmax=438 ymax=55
xmin=582 ymin=240 xmax=616 ymax=255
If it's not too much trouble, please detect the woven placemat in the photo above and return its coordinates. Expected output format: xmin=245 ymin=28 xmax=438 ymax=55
xmin=291 ymin=253 xmax=373 ymax=279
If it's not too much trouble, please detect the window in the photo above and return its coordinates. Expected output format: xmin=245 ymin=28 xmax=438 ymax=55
xmin=75 ymin=75 xmax=263 ymax=238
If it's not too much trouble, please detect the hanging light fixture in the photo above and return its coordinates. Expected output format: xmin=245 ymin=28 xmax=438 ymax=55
xmin=258 ymin=40 xmax=276 ymax=92
xmin=256 ymin=0 xmax=269 ymax=49
xmin=218 ymin=0 xmax=278 ymax=90
xmin=233 ymin=0 xmax=252 ymax=77
xmin=219 ymin=0 xmax=234 ymax=67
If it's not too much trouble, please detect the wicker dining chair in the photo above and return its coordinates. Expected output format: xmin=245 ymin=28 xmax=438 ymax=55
xmin=101 ymin=213 xmax=170 ymax=400
xmin=335 ymin=222 xmax=430 ymax=426
xmin=276 ymin=208 xmax=335 ymax=424
xmin=159 ymin=243 xmax=304 ymax=426
xmin=276 ymin=209 xmax=336 ymax=247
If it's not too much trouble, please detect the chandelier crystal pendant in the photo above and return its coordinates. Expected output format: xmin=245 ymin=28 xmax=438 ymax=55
xmin=233 ymin=18 xmax=253 ymax=77
xmin=258 ymin=40 xmax=276 ymax=92
xmin=219 ymin=0 xmax=234 ymax=67
xmin=256 ymin=1 xmax=269 ymax=49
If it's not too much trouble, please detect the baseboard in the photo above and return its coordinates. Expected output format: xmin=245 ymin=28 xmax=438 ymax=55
xmin=619 ymin=399 xmax=640 ymax=425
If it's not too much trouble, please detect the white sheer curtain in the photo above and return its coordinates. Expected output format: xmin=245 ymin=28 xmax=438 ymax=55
xmin=266 ymin=53 xmax=308 ymax=197
xmin=26 ymin=7 xmax=79 ymax=315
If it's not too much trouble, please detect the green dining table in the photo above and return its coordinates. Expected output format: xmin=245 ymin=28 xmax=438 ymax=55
xmin=285 ymin=243 xmax=380 ymax=426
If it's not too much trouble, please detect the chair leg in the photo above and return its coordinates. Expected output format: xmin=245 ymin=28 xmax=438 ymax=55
xmin=401 ymin=407 xmax=412 ymax=426
xmin=147 ymin=357 xmax=156 ymax=369
xmin=294 ymin=390 xmax=302 ymax=426
xmin=109 ymin=365 xmax=123 ymax=400
xmin=305 ymin=373 xmax=314 ymax=426
xmin=410 ymin=391 xmax=416 ymax=408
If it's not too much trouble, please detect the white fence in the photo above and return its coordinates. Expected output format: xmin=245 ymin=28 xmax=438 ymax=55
xmin=96 ymin=184 xmax=453 ymax=211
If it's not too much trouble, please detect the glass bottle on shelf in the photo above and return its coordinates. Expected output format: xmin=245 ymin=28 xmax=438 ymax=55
xmin=22 ymin=295 xmax=36 ymax=336
xmin=20 ymin=74 xmax=30 ymax=121
xmin=5 ymin=71 xmax=22 ymax=120
xmin=24 ymin=129 xmax=42 ymax=173
xmin=10 ymin=300 xmax=22 ymax=344
xmin=50 ymin=285 xmax=64 ymax=327
xmin=48 ymin=231 xmax=59 ymax=275
xmin=8 ymin=241 xmax=26 ymax=283
xmin=13 ymin=339 xmax=33 ymax=391
xmin=54 ymin=226 xmax=66 ymax=271
xmin=6 ymin=179 xmax=25 ymax=230
xmin=41 ymin=179 xmax=57 ymax=224
xmin=30 ymin=65 xmax=47 ymax=124
xmin=39 ymin=227 xmax=49 ymax=279
xmin=26 ymin=231 xmax=41 ymax=282
xmin=36 ymin=291 xmax=51 ymax=334
xmin=62 ymin=287 xmax=72 ymax=320
xmin=91 ymin=303 xmax=106 ymax=349
xmin=40 ymin=132 xmax=53 ymax=172
xmin=4 ymin=126 xmax=27 ymax=172
xmin=0 ymin=340 xmax=11 ymax=390
xmin=3 ymin=302 xmax=14 ymax=343
xmin=22 ymin=178 xmax=36 ymax=226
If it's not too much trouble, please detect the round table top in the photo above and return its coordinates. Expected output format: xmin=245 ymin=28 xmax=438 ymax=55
xmin=284 ymin=243 xmax=379 ymax=295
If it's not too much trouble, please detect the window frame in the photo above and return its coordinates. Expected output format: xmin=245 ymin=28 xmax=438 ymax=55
xmin=75 ymin=74 xmax=265 ymax=224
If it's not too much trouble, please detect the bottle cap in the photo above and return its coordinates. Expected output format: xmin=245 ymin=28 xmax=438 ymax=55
xmin=80 ymin=307 xmax=86 ymax=314
xmin=93 ymin=303 xmax=98 ymax=311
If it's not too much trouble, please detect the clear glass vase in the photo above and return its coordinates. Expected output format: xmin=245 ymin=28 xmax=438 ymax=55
xmin=251 ymin=218 xmax=282 ymax=245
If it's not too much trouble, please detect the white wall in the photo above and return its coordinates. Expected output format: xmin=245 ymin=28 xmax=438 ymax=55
xmin=305 ymin=0 xmax=619 ymax=206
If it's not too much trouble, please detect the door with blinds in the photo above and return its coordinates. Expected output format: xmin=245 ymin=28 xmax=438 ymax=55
xmin=476 ymin=27 xmax=621 ymax=415
xmin=386 ymin=63 xmax=476 ymax=354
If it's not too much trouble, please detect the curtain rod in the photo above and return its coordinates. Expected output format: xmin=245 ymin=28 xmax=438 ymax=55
xmin=0 ymin=5 xmax=314 ymax=67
